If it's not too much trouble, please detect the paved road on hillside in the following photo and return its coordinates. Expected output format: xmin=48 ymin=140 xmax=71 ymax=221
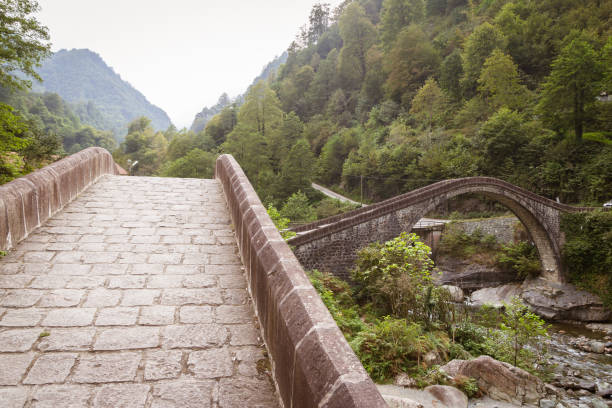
xmin=0 ymin=175 xmax=278 ymax=407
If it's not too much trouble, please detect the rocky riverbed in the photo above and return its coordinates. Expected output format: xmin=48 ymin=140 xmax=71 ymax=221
xmin=378 ymin=320 xmax=611 ymax=408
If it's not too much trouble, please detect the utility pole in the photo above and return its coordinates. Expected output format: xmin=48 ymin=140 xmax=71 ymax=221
xmin=360 ymin=175 xmax=363 ymax=206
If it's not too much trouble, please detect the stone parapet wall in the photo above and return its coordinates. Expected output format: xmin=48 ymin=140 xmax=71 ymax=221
xmin=0 ymin=147 xmax=116 ymax=250
xmin=451 ymin=216 xmax=520 ymax=244
xmin=215 ymin=154 xmax=386 ymax=408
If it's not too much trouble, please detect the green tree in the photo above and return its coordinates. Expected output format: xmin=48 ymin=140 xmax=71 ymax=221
xmin=0 ymin=0 xmax=50 ymax=90
xmin=477 ymin=108 xmax=529 ymax=177
xmin=379 ymin=0 xmax=426 ymax=50
xmin=478 ymin=49 xmax=529 ymax=110
xmin=439 ymin=50 xmax=464 ymax=102
xmin=461 ymin=22 xmax=506 ymax=97
xmin=280 ymin=190 xmax=316 ymax=222
xmin=238 ymin=81 xmax=283 ymax=137
xmin=538 ymin=31 xmax=604 ymax=140
xmin=158 ymin=148 xmax=215 ymax=179
xmin=337 ymin=3 xmax=377 ymax=91
xmin=384 ymin=25 xmax=440 ymax=106
xmin=267 ymin=205 xmax=296 ymax=240
xmin=222 ymin=123 xmax=270 ymax=179
xmin=497 ymin=297 xmax=549 ymax=370
xmin=307 ymin=3 xmax=331 ymax=45
xmin=410 ymin=77 xmax=448 ymax=131
xmin=279 ymin=138 xmax=315 ymax=198
xmin=358 ymin=45 xmax=386 ymax=118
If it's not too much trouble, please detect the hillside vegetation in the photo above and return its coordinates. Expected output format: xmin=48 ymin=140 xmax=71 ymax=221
xmin=144 ymin=0 xmax=612 ymax=213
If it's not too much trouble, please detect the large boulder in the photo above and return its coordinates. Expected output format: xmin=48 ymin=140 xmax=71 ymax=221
xmin=520 ymin=279 xmax=611 ymax=322
xmin=469 ymin=284 xmax=522 ymax=307
xmin=424 ymin=385 xmax=468 ymax=408
xmin=439 ymin=356 xmax=546 ymax=406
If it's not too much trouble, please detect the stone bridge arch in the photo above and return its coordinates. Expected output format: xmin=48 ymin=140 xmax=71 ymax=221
xmin=289 ymin=178 xmax=591 ymax=283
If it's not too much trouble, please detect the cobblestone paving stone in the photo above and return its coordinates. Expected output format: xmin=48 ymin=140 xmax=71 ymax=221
xmin=0 ymin=175 xmax=279 ymax=407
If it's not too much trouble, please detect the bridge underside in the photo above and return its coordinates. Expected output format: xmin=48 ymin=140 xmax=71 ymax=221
xmin=291 ymin=182 xmax=576 ymax=284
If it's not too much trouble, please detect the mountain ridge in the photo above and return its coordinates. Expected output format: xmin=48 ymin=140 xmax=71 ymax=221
xmin=32 ymin=48 xmax=172 ymax=139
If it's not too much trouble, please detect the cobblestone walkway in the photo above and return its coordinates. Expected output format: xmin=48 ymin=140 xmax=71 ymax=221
xmin=0 ymin=176 xmax=279 ymax=408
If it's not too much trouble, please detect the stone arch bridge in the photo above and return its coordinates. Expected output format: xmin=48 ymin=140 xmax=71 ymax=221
xmin=289 ymin=177 xmax=592 ymax=283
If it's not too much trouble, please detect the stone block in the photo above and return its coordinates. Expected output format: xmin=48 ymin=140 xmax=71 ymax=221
xmin=24 ymin=353 xmax=78 ymax=384
xmin=144 ymin=350 xmax=183 ymax=380
xmin=163 ymin=324 xmax=227 ymax=348
xmin=0 ymin=328 xmax=41 ymax=351
xmin=92 ymin=384 xmax=150 ymax=408
xmin=94 ymin=326 xmax=160 ymax=350
xmin=0 ymin=352 xmax=34 ymax=385
xmin=96 ymin=307 xmax=139 ymax=326
xmin=37 ymin=328 xmax=96 ymax=351
xmin=151 ymin=379 xmax=215 ymax=408
xmin=0 ymin=387 xmax=29 ymax=408
xmin=187 ymin=348 xmax=233 ymax=378
xmin=139 ymin=305 xmax=175 ymax=325
xmin=31 ymin=384 xmax=93 ymax=408
xmin=73 ymin=352 xmax=141 ymax=383
xmin=41 ymin=308 xmax=96 ymax=326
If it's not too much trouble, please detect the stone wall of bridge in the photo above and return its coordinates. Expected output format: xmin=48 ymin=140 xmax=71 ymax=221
xmin=0 ymin=147 xmax=117 ymax=251
xmin=215 ymin=154 xmax=386 ymax=408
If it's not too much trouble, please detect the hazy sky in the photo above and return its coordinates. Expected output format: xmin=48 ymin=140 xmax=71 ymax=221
xmin=36 ymin=0 xmax=342 ymax=128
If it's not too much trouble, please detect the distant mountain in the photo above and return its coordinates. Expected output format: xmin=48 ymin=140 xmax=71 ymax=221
xmin=189 ymin=51 xmax=288 ymax=132
xmin=32 ymin=49 xmax=172 ymax=139
xmin=190 ymin=93 xmax=231 ymax=133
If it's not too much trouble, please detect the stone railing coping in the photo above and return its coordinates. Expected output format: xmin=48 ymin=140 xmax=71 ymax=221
xmin=289 ymin=177 xmax=593 ymax=246
xmin=0 ymin=147 xmax=116 ymax=250
xmin=215 ymin=154 xmax=387 ymax=408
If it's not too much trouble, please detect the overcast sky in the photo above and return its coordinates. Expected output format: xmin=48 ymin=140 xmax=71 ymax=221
xmin=36 ymin=0 xmax=342 ymax=128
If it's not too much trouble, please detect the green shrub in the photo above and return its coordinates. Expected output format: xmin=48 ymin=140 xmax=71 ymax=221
xmin=349 ymin=317 xmax=444 ymax=382
xmin=561 ymin=210 xmax=612 ymax=307
xmin=497 ymin=241 xmax=542 ymax=279
xmin=351 ymin=233 xmax=453 ymax=328
xmin=267 ymin=205 xmax=296 ymax=240
xmin=308 ymin=270 xmax=366 ymax=339
xmin=280 ymin=191 xmax=316 ymax=223
xmin=439 ymin=225 xmax=500 ymax=259
xmin=453 ymin=375 xmax=480 ymax=398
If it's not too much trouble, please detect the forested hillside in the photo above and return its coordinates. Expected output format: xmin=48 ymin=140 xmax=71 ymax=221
xmin=234 ymin=0 xmax=611 ymax=204
xmin=118 ymin=0 xmax=612 ymax=214
xmin=32 ymin=49 xmax=172 ymax=139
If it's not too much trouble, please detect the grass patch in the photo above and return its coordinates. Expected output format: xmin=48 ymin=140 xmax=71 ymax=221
xmin=583 ymin=132 xmax=612 ymax=145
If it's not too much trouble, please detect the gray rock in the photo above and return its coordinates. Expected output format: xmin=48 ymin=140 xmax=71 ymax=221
xmin=382 ymin=395 xmax=424 ymax=408
xmin=520 ymin=279 xmax=611 ymax=322
xmin=423 ymin=351 xmax=441 ymax=367
xmin=441 ymin=285 xmax=464 ymax=302
xmin=470 ymin=284 xmax=522 ymax=307
xmin=439 ymin=356 xmax=545 ymax=405
xmin=596 ymin=383 xmax=612 ymax=397
xmin=540 ymin=399 xmax=556 ymax=408
xmin=585 ymin=323 xmax=612 ymax=335
xmin=394 ymin=373 xmax=416 ymax=387
xmin=424 ymin=385 xmax=468 ymax=408
xmin=589 ymin=341 xmax=606 ymax=354
xmin=590 ymin=399 xmax=608 ymax=408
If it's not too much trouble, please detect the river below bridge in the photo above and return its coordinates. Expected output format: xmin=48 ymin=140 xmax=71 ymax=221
xmin=543 ymin=322 xmax=612 ymax=408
